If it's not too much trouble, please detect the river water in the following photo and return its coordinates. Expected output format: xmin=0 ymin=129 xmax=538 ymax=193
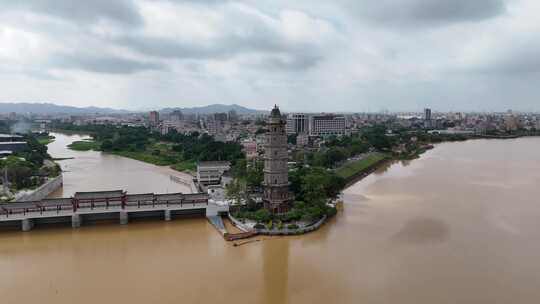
xmin=46 ymin=132 xmax=190 ymax=196
xmin=2 ymin=136 xmax=540 ymax=303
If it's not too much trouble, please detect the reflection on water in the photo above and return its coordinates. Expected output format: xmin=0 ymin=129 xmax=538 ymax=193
xmin=2 ymin=137 xmax=540 ymax=303
xmin=262 ymin=239 xmax=289 ymax=304
xmin=392 ymin=216 xmax=450 ymax=244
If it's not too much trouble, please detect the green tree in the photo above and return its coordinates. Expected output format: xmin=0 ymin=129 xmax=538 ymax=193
xmin=225 ymin=179 xmax=247 ymax=204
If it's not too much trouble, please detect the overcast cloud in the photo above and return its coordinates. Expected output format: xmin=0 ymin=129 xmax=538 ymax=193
xmin=0 ymin=0 xmax=539 ymax=112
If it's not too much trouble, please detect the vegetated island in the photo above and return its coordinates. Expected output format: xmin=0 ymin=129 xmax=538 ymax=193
xmin=55 ymin=123 xmax=243 ymax=174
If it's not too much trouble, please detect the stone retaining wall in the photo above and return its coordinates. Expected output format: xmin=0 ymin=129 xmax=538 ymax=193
xmin=15 ymin=174 xmax=63 ymax=202
xmin=228 ymin=213 xmax=328 ymax=236
xmin=170 ymin=174 xmax=198 ymax=193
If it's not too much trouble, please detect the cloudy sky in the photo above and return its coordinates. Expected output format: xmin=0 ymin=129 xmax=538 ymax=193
xmin=0 ymin=0 xmax=539 ymax=112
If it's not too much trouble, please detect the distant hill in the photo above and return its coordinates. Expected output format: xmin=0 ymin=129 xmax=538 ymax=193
xmin=161 ymin=104 xmax=263 ymax=115
xmin=0 ymin=102 xmax=129 ymax=115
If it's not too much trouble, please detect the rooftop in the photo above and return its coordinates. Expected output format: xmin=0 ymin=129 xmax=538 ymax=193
xmin=0 ymin=142 xmax=27 ymax=145
xmin=74 ymin=190 xmax=124 ymax=200
xmin=0 ymin=134 xmax=23 ymax=138
xmin=198 ymin=161 xmax=231 ymax=168
xmin=270 ymin=105 xmax=281 ymax=118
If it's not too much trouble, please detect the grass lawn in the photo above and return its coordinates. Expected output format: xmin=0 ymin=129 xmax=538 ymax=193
xmin=113 ymin=151 xmax=196 ymax=172
xmin=336 ymin=153 xmax=388 ymax=180
xmin=67 ymin=140 xmax=101 ymax=151
xmin=170 ymin=161 xmax=197 ymax=173
xmin=111 ymin=150 xmax=174 ymax=166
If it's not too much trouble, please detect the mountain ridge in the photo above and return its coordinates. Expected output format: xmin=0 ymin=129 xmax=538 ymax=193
xmin=160 ymin=104 xmax=264 ymax=115
xmin=0 ymin=102 xmax=129 ymax=114
xmin=0 ymin=102 xmax=265 ymax=115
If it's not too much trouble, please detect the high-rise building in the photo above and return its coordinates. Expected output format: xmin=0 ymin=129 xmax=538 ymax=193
xmin=424 ymin=108 xmax=433 ymax=129
xmin=286 ymin=113 xmax=309 ymax=135
xmin=214 ymin=113 xmax=228 ymax=122
xmin=310 ymin=114 xmax=346 ymax=136
xmin=207 ymin=120 xmax=221 ymax=136
xmin=149 ymin=111 xmax=159 ymax=126
xmin=171 ymin=110 xmax=183 ymax=122
xmin=263 ymin=105 xmax=291 ymax=213
xmin=424 ymin=108 xmax=432 ymax=121
xmin=228 ymin=110 xmax=238 ymax=122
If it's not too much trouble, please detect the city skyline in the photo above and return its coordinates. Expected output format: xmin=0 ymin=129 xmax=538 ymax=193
xmin=1 ymin=1 xmax=540 ymax=112
xmin=0 ymin=101 xmax=539 ymax=115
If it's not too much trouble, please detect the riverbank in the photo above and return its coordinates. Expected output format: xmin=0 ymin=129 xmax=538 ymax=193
xmin=339 ymin=134 xmax=540 ymax=190
xmin=67 ymin=140 xmax=100 ymax=151
xmin=336 ymin=153 xmax=390 ymax=181
xmin=338 ymin=133 xmax=539 ymax=189
xmin=37 ymin=135 xmax=55 ymax=145
xmin=66 ymin=139 xmax=196 ymax=173
xmin=228 ymin=212 xmax=329 ymax=236
xmin=15 ymin=175 xmax=63 ymax=202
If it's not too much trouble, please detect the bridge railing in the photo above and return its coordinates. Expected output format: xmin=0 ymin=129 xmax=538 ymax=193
xmin=0 ymin=191 xmax=209 ymax=219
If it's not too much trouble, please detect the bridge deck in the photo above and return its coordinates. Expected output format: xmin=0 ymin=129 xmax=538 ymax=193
xmin=0 ymin=190 xmax=210 ymax=222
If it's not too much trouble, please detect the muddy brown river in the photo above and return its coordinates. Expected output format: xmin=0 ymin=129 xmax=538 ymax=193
xmin=46 ymin=133 xmax=191 ymax=197
xmin=1 ymin=136 xmax=540 ymax=304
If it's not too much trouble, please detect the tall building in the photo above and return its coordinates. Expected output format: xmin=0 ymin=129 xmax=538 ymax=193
xmin=310 ymin=114 xmax=346 ymax=136
xmin=228 ymin=110 xmax=238 ymax=122
xmin=286 ymin=113 xmax=309 ymax=135
xmin=424 ymin=108 xmax=432 ymax=121
xmin=263 ymin=105 xmax=291 ymax=213
xmin=424 ymin=108 xmax=432 ymax=129
xmin=149 ymin=111 xmax=159 ymax=126
xmin=170 ymin=110 xmax=183 ymax=122
xmin=214 ymin=113 xmax=228 ymax=122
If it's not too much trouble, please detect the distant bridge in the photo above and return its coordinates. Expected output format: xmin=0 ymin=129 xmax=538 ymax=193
xmin=0 ymin=190 xmax=228 ymax=231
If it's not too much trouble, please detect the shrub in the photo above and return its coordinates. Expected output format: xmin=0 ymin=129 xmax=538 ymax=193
xmin=253 ymin=209 xmax=271 ymax=223
xmin=283 ymin=208 xmax=302 ymax=222
xmin=287 ymin=224 xmax=299 ymax=230
xmin=277 ymin=220 xmax=283 ymax=230
xmin=326 ymin=206 xmax=337 ymax=218
xmin=265 ymin=220 xmax=273 ymax=230
xmin=254 ymin=223 xmax=265 ymax=229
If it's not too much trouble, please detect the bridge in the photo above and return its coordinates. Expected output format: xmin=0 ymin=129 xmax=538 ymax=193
xmin=0 ymin=190 xmax=228 ymax=231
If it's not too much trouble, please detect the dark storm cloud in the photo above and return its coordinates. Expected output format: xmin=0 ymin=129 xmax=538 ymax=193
xmin=51 ymin=54 xmax=165 ymax=74
xmin=346 ymin=0 xmax=506 ymax=27
xmin=0 ymin=0 xmax=142 ymax=26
